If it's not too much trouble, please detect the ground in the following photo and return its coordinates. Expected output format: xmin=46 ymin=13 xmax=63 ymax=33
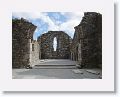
xmin=12 ymin=59 xmax=102 ymax=79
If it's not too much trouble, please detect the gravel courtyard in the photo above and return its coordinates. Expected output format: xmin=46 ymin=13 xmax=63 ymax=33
xmin=12 ymin=59 xmax=102 ymax=79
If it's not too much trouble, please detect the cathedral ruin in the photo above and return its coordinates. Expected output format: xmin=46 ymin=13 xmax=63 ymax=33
xmin=12 ymin=12 xmax=102 ymax=69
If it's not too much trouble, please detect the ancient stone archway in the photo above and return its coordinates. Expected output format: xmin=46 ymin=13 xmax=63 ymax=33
xmin=38 ymin=31 xmax=72 ymax=59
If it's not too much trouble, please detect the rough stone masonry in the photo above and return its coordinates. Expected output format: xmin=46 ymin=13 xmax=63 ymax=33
xmin=71 ymin=12 xmax=102 ymax=68
xmin=12 ymin=18 xmax=38 ymax=68
xmin=12 ymin=12 xmax=102 ymax=69
xmin=37 ymin=31 xmax=72 ymax=59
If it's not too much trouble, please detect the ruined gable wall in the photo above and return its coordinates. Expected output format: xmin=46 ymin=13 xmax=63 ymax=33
xmin=38 ymin=31 xmax=72 ymax=59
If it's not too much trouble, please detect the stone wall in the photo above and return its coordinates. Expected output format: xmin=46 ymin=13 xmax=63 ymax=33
xmin=38 ymin=31 xmax=72 ymax=59
xmin=71 ymin=12 xmax=102 ymax=68
xmin=12 ymin=18 xmax=37 ymax=68
xmin=29 ymin=40 xmax=40 ymax=67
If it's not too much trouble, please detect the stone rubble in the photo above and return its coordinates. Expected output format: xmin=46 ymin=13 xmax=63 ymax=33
xmin=72 ymin=69 xmax=83 ymax=74
xmin=86 ymin=70 xmax=100 ymax=75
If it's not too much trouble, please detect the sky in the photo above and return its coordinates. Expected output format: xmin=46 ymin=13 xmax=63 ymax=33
xmin=12 ymin=12 xmax=84 ymax=40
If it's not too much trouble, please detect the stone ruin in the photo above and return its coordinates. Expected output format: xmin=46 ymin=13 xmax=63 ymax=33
xmin=37 ymin=31 xmax=72 ymax=59
xmin=71 ymin=12 xmax=102 ymax=68
xmin=12 ymin=12 xmax=102 ymax=69
xmin=12 ymin=18 xmax=39 ymax=68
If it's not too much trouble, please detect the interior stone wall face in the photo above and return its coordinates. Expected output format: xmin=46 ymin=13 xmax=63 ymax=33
xmin=12 ymin=18 xmax=37 ymax=68
xmin=71 ymin=12 xmax=102 ymax=68
xmin=38 ymin=31 xmax=72 ymax=59
xmin=30 ymin=40 xmax=40 ymax=67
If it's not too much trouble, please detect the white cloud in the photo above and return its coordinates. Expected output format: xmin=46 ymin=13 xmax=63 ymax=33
xmin=59 ymin=20 xmax=78 ymax=38
xmin=58 ymin=12 xmax=84 ymax=38
xmin=12 ymin=12 xmax=84 ymax=38
xmin=13 ymin=12 xmax=59 ymax=30
xmin=60 ymin=12 xmax=84 ymax=20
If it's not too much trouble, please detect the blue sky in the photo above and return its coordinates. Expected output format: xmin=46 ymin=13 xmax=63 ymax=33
xmin=12 ymin=12 xmax=84 ymax=40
